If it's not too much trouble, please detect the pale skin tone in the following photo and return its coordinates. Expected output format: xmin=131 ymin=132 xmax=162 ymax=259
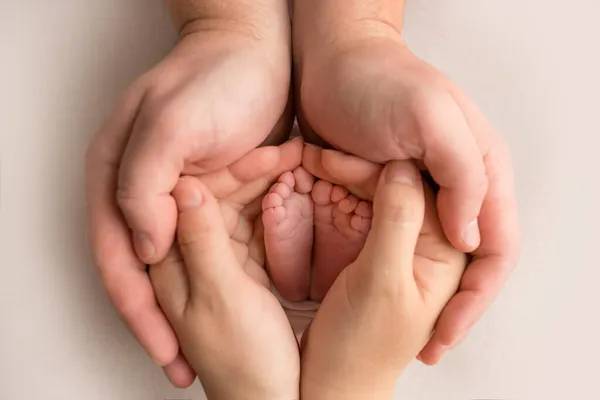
xmin=150 ymin=140 xmax=304 ymax=400
xmin=149 ymin=142 xmax=467 ymax=398
xmin=86 ymin=0 xmax=292 ymax=385
xmin=85 ymin=0 xmax=520 ymax=386
xmin=294 ymin=0 xmax=520 ymax=363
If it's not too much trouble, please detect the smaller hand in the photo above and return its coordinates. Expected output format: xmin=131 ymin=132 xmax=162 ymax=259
xmin=300 ymin=149 xmax=466 ymax=398
xmin=150 ymin=176 xmax=300 ymax=400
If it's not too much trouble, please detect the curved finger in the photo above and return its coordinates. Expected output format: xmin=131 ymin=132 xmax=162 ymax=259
xmin=302 ymin=144 xmax=383 ymax=200
xmin=356 ymin=161 xmax=425 ymax=285
xmin=197 ymin=146 xmax=282 ymax=199
xmin=116 ymin=104 xmax=202 ymax=264
xmin=199 ymin=137 xmax=304 ymax=204
xmin=86 ymin=84 xmax=180 ymax=367
xmin=418 ymin=139 xmax=520 ymax=364
xmin=162 ymin=353 xmax=197 ymax=388
xmin=149 ymin=246 xmax=189 ymax=318
xmin=419 ymin=93 xmax=488 ymax=253
xmin=173 ymin=176 xmax=240 ymax=296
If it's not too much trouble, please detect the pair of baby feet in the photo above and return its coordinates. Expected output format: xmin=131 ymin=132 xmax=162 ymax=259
xmin=261 ymin=166 xmax=373 ymax=302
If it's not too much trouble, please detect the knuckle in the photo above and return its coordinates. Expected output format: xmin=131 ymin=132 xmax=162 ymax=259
xmin=150 ymin=105 xmax=182 ymax=133
xmin=382 ymin=192 xmax=422 ymax=224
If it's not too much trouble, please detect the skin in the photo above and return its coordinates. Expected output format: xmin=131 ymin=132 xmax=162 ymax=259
xmin=87 ymin=0 xmax=520 ymax=386
xmin=150 ymin=140 xmax=304 ymax=399
xmin=293 ymin=0 xmax=520 ymax=363
xmin=299 ymin=157 xmax=467 ymax=399
xmin=150 ymin=145 xmax=467 ymax=398
xmin=85 ymin=0 xmax=292 ymax=386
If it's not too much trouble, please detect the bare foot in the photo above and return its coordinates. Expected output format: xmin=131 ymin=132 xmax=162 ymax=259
xmin=262 ymin=167 xmax=315 ymax=301
xmin=310 ymin=180 xmax=373 ymax=301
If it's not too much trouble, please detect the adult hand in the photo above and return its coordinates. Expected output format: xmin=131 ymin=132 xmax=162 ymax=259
xmin=294 ymin=3 xmax=520 ymax=363
xmin=300 ymin=158 xmax=466 ymax=399
xmin=85 ymin=6 xmax=292 ymax=386
xmin=150 ymin=176 xmax=300 ymax=399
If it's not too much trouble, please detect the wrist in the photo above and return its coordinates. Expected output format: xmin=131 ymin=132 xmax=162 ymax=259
xmin=301 ymin=378 xmax=394 ymax=400
xmin=167 ymin=0 xmax=290 ymax=43
xmin=293 ymin=0 xmax=405 ymax=61
xmin=203 ymin=376 xmax=299 ymax=400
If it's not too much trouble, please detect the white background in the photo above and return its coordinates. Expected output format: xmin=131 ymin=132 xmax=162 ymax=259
xmin=1 ymin=1 xmax=599 ymax=399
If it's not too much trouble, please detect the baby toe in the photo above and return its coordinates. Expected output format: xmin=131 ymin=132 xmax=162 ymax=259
xmin=269 ymin=182 xmax=293 ymax=199
xmin=292 ymin=167 xmax=315 ymax=194
xmin=311 ymin=180 xmax=334 ymax=206
xmin=338 ymin=195 xmax=359 ymax=214
xmin=262 ymin=192 xmax=284 ymax=211
xmin=355 ymin=201 xmax=373 ymax=218
xmin=277 ymin=171 xmax=296 ymax=187
xmin=351 ymin=215 xmax=372 ymax=234
xmin=262 ymin=206 xmax=287 ymax=228
xmin=330 ymin=185 xmax=349 ymax=203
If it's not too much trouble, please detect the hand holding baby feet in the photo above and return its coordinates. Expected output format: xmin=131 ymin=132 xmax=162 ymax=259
xmin=149 ymin=177 xmax=300 ymax=400
xmin=189 ymin=137 xmax=304 ymax=286
xmin=300 ymin=161 xmax=467 ymax=399
xmin=294 ymin=2 xmax=520 ymax=363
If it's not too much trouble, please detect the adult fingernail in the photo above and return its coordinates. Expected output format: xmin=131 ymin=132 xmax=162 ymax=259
xmin=177 ymin=186 xmax=203 ymax=210
xmin=134 ymin=233 xmax=155 ymax=261
xmin=462 ymin=219 xmax=481 ymax=248
xmin=385 ymin=162 xmax=415 ymax=185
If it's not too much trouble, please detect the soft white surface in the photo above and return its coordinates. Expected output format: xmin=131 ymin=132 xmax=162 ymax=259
xmin=1 ymin=1 xmax=598 ymax=399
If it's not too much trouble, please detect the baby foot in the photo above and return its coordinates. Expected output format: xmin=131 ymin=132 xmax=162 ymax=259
xmin=262 ymin=167 xmax=315 ymax=301
xmin=310 ymin=180 xmax=373 ymax=301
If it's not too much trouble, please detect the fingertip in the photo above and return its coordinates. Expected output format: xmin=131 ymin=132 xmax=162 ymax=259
xmin=436 ymin=189 xmax=483 ymax=253
xmin=163 ymin=354 xmax=197 ymax=388
xmin=137 ymin=316 xmax=180 ymax=367
xmin=373 ymin=161 xmax=424 ymax=225
xmin=356 ymin=161 xmax=425 ymax=281
xmin=463 ymin=218 xmax=481 ymax=250
xmin=417 ymin=343 xmax=447 ymax=365
xmin=278 ymin=136 xmax=304 ymax=167
xmin=172 ymin=177 xmax=224 ymax=248
xmin=133 ymin=232 xmax=156 ymax=263
xmin=172 ymin=177 xmax=206 ymax=212
xmin=382 ymin=160 xmax=421 ymax=186
xmin=122 ymin=197 xmax=177 ymax=264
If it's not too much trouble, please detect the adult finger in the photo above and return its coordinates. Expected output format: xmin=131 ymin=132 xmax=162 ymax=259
xmin=172 ymin=176 xmax=240 ymax=296
xmin=418 ymin=139 xmax=520 ymax=364
xmin=115 ymin=106 xmax=186 ymax=264
xmin=162 ymin=353 xmax=197 ymax=388
xmin=302 ymin=144 xmax=383 ymax=200
xmin=85 ymin=84 xmax=181 ymax=368
xmin=355 ymin=161 xmax=425 ymax=285
xmin=198 ymin=137 xmax=304 ymax=203
xmin=418 ymin=92 xmax=488 ymax=253
xmin=149 ymin=246 xmax=189 ymax=319
xmin=148 ymin=246 xmax=199 ymax=387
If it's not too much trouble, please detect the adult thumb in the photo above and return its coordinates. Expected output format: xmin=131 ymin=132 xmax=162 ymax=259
xmin=172 ymin=176 xmax=240 ymax=295
xmin=117 ymin=125 xmax=188 ymax=264
xmin=356 ymin=161 xmax=425 ymax=283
